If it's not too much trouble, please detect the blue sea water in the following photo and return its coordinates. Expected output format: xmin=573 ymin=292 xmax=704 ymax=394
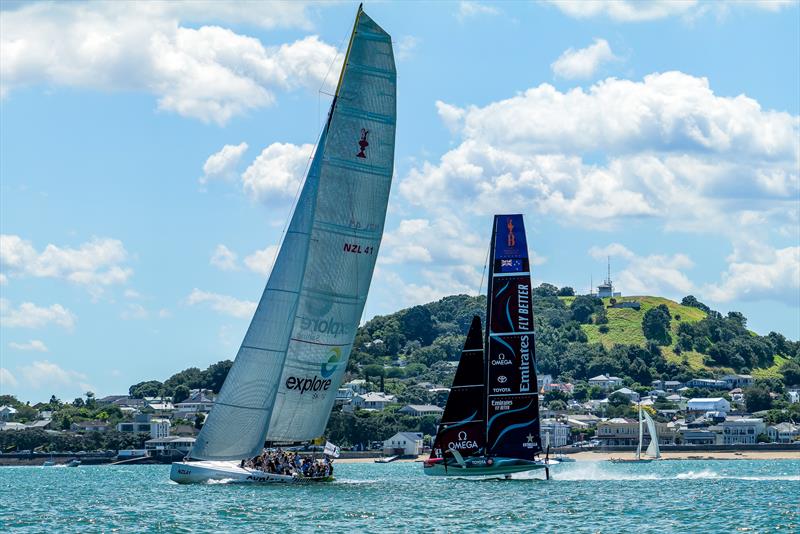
xmin=1 ymin=459 xmax=798 ymax=533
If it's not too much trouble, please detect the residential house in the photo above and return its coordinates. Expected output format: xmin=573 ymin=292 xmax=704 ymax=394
xmin=767 ymin=422 xmax=799 ymax=443
xmin=720 ymin=418 xmax=765 ymax=445
xmin=383 ymin=431 xmax=423 ymax=456
xmin=173 ymin=390 xmax=215 ymax=418
xmin=588 ymin=375 xmax=623 ymax=390
xmin=687 ymin=398 xmax=730 ymax=414
xmin=722 ymin=374 xmax=754 ymax=389
xmin=0 ymin=405 xmax=17 ymax=421
xmin=171 ymin=424 xmax=199 ymax=437
xmin=26 ymin=419 xmax=53 ymax=430
xmin=665 ymin=394 xmax=689 ymax=410
xmin=71 ymin=420 xmax=111 ymax=432
xmin=351 ymin=392 xmax=396 ymax=410
xmin=117 ymin=414 xmax=171 ymax=438
xmin=145 ymin=436 xmax=195 ymax=458
xmin=144 ymin=397 xmax=175 ymax=417
xmin=537 ymin=374 xmax=553 ymax=391
xmin=681 ymin=429 xmax=717 ymax=445
xmin=597 ymin=417 xmax=676 ymax=446
xmin=541 ymin=418 xmax=571 ymax=447
xmin=398 ymin=404 xmax=444 ymax=417
xmin=787 ymin=389 xmax=799 ymax=404
xmin=611 ymin=387 xmax=640 ymax=403
xmin=686 ymin=378 xmax=727 ymax=389
xmin=343 ymin=379 xmax=368 ymax=395
xmin=335 ymin=388 xmax=354 ymax=406
xmin=0 ymin=422 xmax=26 ymax=431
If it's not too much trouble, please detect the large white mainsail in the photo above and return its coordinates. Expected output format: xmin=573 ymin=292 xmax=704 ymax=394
xmin=643 ymin=410 xmax=661 ymax=459
xmin=191 ymin=7 xmax=395 ymax=461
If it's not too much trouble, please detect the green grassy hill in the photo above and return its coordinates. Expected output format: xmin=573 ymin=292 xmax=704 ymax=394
xmin=576 ymin=296 xmax=721 ymax=373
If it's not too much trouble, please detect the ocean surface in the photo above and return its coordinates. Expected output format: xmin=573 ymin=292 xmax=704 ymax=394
xmin=1 ymin=459 xmax=798 ymax=533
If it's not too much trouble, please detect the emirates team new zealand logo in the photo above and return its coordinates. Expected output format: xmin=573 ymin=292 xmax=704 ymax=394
xmin=506 ymin=217 xmax=516 ymax=247
xmin=356 ymin=128 xmax=369 ymax=158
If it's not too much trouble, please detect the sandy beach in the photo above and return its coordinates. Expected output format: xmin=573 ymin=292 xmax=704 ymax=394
xmin=335 ymin=450 xmax=800 ymax=463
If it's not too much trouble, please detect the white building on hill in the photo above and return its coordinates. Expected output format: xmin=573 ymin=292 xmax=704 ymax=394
xmin=687 ymin=397 xmax=730 ymax=414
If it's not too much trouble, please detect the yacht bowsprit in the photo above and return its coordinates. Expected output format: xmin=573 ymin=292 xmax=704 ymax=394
xmin=170 ymin=4 xmax=396 ymax=484
xmin=424 ymin=214 xmax=550 ymax=479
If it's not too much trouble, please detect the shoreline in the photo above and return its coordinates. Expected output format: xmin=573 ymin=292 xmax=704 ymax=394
xmin=336 ymin=450 xmax=800 ymax=463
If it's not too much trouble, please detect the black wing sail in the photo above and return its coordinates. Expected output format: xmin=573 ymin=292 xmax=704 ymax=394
xmin=485 ymin=214 xmax=542 ymax=460
xmin=431 ymin=315 xmax=485 ymax=459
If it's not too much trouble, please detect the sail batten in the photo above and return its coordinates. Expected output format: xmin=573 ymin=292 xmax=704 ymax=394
xmin=190 ymin=8 xmax=395 ymax=460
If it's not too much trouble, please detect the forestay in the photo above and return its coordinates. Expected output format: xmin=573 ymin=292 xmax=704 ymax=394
xmin=191 ymin=8 xmax=396 ymax=460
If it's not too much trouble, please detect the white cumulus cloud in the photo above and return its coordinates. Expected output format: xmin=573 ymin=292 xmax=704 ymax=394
xmin=551 ymin=38 xmax=618 ymax=79
xmin=0 ymin=2 xmax=340 ymax=124
xmin=210 ymin=244 xmax=239 ymax=271
xmin=243 ymin=245 xmax=280 ymax=275
xmin=0 ymin=299 xmax=77 ymax=330
xmin=457 ymin=1 xmax=500 ymax=21
xmin=588 ymin=243 xmax=695 ymax=298
xmin=186 ymin=289 xmax=256 ymax=318
xmin=19 ymin=360 xmax=89 ymax=391
xmin=705 ymin=246 xmax=800 ymax=305
xmin=0 ymin=368 xmax=18 ymax=389
xmin=0 ymin=234 xmax=132 ymax=294
xmin=8 ymin=340 xmax=49 ymax=352
xmin=242 ymin=142 xmax=315 ymax=201
xmin=201 ymin=142 xmax=248 ymax=184
xmin=546 ymin=0 xmax=795 ymax=22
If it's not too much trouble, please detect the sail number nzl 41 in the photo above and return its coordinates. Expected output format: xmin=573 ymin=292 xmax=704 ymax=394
xmin=343 ymin=243 xmax=374 ymax=254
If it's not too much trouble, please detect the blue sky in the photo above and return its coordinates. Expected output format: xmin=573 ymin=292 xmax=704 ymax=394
xmin=1 ymin=0 xmax=798 ymax=403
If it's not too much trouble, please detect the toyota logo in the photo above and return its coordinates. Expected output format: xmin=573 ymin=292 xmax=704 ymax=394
xmin=497 ymin=375 xmax=507 ymax=383
xmin=458 ymin=431 xmax=467 ymax=441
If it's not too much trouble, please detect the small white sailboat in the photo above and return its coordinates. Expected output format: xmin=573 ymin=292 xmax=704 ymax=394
xmin=610 ymin=403 xmax=660 ymax=463
xmin=171 ymin=4 xmax=396 ymax=485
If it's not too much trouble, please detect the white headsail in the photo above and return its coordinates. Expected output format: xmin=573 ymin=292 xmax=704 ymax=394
xmin=643 ymin=410 xmax=661 ymax=459
xmin=191 ymin=7 xmax=396 ymax=461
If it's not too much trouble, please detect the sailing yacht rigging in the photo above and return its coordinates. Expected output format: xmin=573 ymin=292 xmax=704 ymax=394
xmin=424 ymin=214 xmax=550 ymax=479
xmin=171 ymin=4 xmax=396 ymax=484
xmin=610 ymin=403 xmax=661 ymax=463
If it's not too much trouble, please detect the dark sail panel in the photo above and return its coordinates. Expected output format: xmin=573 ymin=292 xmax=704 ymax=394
xmin=431 ymin=315 xmax=485 ymax=459
xmin=485 ymin=214 xmax=541 ymax=459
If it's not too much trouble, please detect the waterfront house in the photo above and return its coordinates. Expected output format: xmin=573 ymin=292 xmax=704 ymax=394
xmin=145 ymin=436 xmax=195 ymax=459
xmin=720 ymin=418 xmax=765 ymax=445
xmin=382 ymin=432 xmax=423 ymax=456
xmin=398 ymin=404 xmax=444 ymax=417
xmin=687 ymin=397 xmax=730 ymax=415
xmin=351 ymin=392 xmax=397 ymax=410
xmin=681 ymin=429 xmax=717 ymax=445
xmin=541 ymin=418 xmax=571 ymax=447
xmin=767 ymin=422 xmax=800 ymax=443
xmin=597 ymin=417 xmax=677 ymax=446
xmin=26 ymin=419 xmax=53 ymax=430
xmin=117 ymin=414 xmax=171 ymax=438
xmin=588 ymin=375 xmax=623 ymax=390
xmin=0 ymin=405 xmax=17 ymax=421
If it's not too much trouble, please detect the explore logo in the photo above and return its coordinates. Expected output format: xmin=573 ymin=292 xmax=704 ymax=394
xmin=320 ymin=347 xmax=344 ymax=379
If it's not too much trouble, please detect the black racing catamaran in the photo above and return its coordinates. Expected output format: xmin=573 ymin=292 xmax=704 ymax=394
xmin=424 ymin=214 xmax=549 ymax=479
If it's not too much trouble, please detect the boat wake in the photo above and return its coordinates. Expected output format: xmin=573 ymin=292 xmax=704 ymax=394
xmin=531 ymin=464 xmax=800 ymax=482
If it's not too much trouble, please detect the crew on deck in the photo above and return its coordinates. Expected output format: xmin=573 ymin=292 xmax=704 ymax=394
xmin=243 ymin=448 xmax=333 ymax=478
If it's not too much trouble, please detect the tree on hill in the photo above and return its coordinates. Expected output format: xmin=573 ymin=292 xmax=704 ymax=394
xmin=745 ymin=385 xmax=773 ymax=412
xmin=533 ymin=283 xmax=559 ymax=298
xmin=780 ymin=361 xmax=800 ymax=387
xmin=643 ymin=304 xmax=672 ymax=345
xmin=401 ymin=305 xmax=436 ymax=345
xmin=681 ymin=295 xmax=711 ymax=314
xmin=557 ymin=286 xmax=575 ymax=297
xmin=570 ymin=295 xmax=602 ymax=324
xmin=129 ymin=380 xmax=163 ymax=398
xmin=173 ymin=385 xmax=191 ymax=404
